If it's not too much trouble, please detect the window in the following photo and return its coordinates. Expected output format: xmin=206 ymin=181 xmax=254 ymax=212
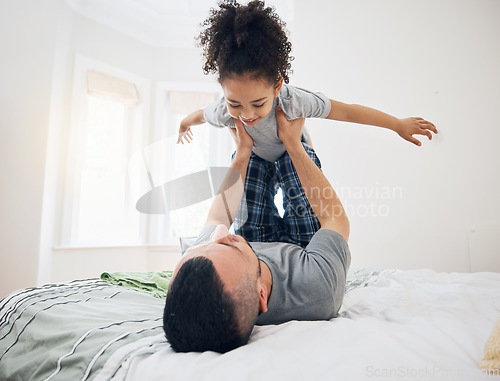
xmin=62 ymin=56 xmax=149 ymax=247
xmin=62 ymin=56 xmax=233 ymax=247
xmin=141 ymin=83 xmax=233 ymax=242
xmin=76 ymin=96 xmax=138 ymax=244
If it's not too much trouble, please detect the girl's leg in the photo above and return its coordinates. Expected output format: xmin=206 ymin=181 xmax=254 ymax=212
xmin=275 ymin=143 xmax=322 ymax=248
xmin=233 ymin=152 xmax=285 ymax=242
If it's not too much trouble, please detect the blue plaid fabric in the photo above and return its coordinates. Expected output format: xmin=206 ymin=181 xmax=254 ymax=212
xmin=234 ymin=143 xmax=322 ymax=248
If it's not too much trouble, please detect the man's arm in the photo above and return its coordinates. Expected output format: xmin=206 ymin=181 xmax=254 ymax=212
xmin=277 ymin=107 xmax=350 ymax=242
xmin=327 ymin=100 xmax=438 ymax=147
xmin=204 ymin=119 xmax=253 ymax=228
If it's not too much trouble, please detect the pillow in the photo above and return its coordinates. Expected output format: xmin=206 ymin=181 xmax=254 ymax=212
xmin=481 ymin=315 xmax=500 ymax=370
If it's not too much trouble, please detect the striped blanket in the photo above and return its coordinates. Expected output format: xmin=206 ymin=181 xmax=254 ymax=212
xmin=0 ymin=268 xmax=379 ymax=380
xmin=0 ymin=279 xmax=164 ymax=380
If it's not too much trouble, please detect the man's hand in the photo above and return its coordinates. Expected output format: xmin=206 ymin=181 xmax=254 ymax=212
xmin=395 ymin=117 xmax=438 ymax=147
xmin=276 ymin=106 xmax=349 ymax=241
xmin=230 ymin=118 xmax=254 ymax=158
xmin=276 ymin=106 xmax=305 ymax=150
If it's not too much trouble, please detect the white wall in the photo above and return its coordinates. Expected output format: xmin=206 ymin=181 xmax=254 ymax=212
xmin=0 ymin=0 xmax=60 ymax=298
xmin=1 ymin=0 xmax=499 ymax=298
xmin=293 ymin=0 xmax=500 ymax=271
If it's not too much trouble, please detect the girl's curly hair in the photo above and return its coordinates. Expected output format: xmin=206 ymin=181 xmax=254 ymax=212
xmin=197 ymin=0 xmax=293 ymax=84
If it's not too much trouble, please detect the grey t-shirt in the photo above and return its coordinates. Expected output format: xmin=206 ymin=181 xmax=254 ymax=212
xmin=190 ymin=225 xmax=351 ymax=325
xmin=203 ymin=84 xmax=331 ymax=162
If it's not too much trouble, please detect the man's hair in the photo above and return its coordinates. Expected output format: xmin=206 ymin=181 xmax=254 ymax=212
xmin=163 ymin=256 xmax=259 ymax=353
xmin=197 ymin=0 xmax=293 ymax=84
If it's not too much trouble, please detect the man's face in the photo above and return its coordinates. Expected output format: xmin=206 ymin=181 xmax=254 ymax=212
xmin=173 ymin=225 xmax=261 ymax=292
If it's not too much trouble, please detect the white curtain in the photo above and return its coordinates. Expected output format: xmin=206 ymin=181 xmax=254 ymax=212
xmin=87 ymin=70 xmax=139 ymax=106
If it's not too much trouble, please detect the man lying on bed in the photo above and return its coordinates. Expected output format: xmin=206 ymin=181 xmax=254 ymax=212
xmin=163 ymin=109 xmax=351 ymax=353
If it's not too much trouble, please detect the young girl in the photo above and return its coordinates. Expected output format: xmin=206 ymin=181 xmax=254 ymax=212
xmin=178 ymin=0 xmax=437 ymax=246
xmin=178 ymin=1 xmax=437 ymax=152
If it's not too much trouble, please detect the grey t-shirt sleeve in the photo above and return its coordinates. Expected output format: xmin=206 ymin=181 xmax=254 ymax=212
xmin=203 ymin=98 xmax=235 ymax=128
xmin=305 ymin=228 xmax=351 ymax=316
xmin=279 ymin=85 xmax=332 ymax=120
xmin=306 ymin=229 xmax=351 ymax=272
xmin=301 ymin=125 xmax=311 ymax=144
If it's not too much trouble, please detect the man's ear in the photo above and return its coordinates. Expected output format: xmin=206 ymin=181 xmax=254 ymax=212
xmin=259 ymin=285 xmax=268 ymax=314
xmin=274 ymin=77 xmax=284 ymax=97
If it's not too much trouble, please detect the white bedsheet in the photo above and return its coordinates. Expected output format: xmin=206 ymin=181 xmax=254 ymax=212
xmin=97 ymin=269 xmax=500 ymax=381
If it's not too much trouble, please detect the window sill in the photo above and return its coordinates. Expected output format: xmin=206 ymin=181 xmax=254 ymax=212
xmin=52 ymin=244 xmax=180 ymax=251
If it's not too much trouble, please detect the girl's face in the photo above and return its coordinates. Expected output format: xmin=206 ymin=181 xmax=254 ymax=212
xmin=220 ymin=74 xmax=283 ymax=127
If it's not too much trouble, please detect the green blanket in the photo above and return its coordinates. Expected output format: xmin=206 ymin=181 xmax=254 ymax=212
xmin=100 ymin=270 xmax=173 ymax=298
xmin=99 ymin=268 xmax=379 ymax=298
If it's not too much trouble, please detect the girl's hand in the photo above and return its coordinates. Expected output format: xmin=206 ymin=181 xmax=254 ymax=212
xmin=177 ymin=125 xmax=194 ymax=144
xmin=230 ymin=118 xmax=253 ymax=158
xmin=395 ymin=117 xmax=438 ymax=146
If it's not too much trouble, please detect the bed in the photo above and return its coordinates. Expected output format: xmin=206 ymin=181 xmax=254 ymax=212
xmin=1 ymin=268 xmax=499 ymax=381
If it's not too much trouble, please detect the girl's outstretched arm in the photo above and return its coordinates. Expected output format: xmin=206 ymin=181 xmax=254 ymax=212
xmin=326 ymin=100 xmax=438 ymax=146
xmin=177 ymin=109 xmax=206 ymax=144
